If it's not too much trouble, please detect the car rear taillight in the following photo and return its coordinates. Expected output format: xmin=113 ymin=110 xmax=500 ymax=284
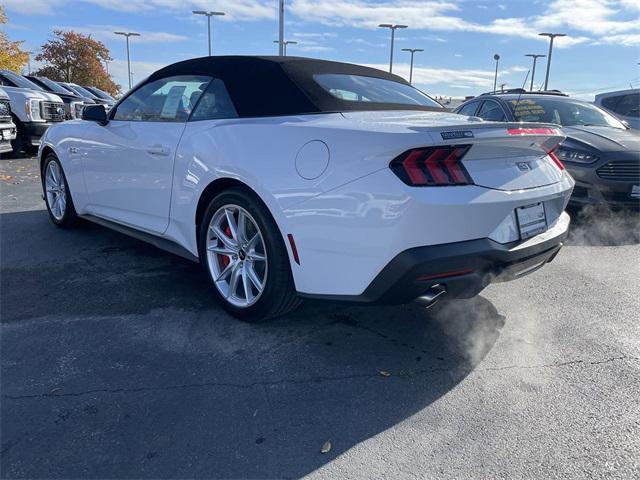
xmin=390 ymin=145 xmax=473 ymax=186
xmin=548 ymin=150 xmax=565 ymax=171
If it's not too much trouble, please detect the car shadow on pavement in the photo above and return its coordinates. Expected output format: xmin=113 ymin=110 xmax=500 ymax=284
xmin=2 ymin=209 xmax=505 ymax=479
xmin=565 ymin=205 xmax=640 ymax=247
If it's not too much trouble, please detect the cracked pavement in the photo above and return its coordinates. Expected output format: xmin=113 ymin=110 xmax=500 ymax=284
xmin=1 ymin=156 xmax=639 ymax=479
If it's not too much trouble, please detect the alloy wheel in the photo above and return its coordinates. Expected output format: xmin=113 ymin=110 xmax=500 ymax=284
xmin=45 ymin=161 xmax=67 ymax=221
xmin=206 ymin=204 xmax=268 ymax=308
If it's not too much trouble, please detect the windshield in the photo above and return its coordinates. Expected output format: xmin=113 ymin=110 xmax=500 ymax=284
xmin=33 ymin=77 xmax=74 ymax=95
xmin=89 ymin=87 xmax=115 ymax=101
xmin=0 ymin=70 xmax=44 ymax=91
xmin=506 ymin=97 xmax=626 ymax=129
xmin=314 ymin=74 xmax=442 ymax=108
xmin=68 ymin=84 xmax=97 ymax=99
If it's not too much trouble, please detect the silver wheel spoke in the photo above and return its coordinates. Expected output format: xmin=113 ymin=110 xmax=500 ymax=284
xmin=216 ymin=260 xmax=234 ymax=282
xmin=228 ymin=263 xmax=241 ymax=298
xmin=246 ymin=264 xmax=263 ymax=290
xmin=248 ymin=251 xmax=265 ymax=261
xmin=225 ymin=208 xmax=238 ymax=241
xmin=211 ymin=225 xmax=237 ymax=251
xmin=208 ymin=245 xmax=235 ymax=256
xmin=241 ymin=266 xmax=253 ymax=302
xmin=237 ymin=211 xmax=245 ymax=243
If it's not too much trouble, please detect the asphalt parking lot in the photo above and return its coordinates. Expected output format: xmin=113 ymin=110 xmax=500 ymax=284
xmin=1 ymin=155 xmax=639 ymax=479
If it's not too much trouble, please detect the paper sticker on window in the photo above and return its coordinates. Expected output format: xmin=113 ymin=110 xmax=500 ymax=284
xmin=160 ymin=85 xmax=186 ymax=119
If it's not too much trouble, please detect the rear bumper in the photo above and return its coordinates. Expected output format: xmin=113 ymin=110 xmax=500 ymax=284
xmin=301 ymin=211 xmax=569 ymax=304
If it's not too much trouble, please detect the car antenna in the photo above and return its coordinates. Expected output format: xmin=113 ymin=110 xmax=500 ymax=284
xmin=513 ymin=70 xmax=530 ymax=121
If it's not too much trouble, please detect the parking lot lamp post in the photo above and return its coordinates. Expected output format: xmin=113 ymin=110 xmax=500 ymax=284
xmin=26 ymin=51 xmax=33 ymax=74
xmin=401 ymin=48 xmax=423 ymax=84
xmin=273 ymin=40 xmax=297 ymax=56
xmin=114 ymin=32 xmax=140 ymax=90
xmin=192 ymin=11 xmax=225 ymax=56
xmin=539 ymin=33 xmax=566 ymax=90
xmin=278 ymin=0 xmax=285 ymax=56
xmin=379 ymin=24 xmax=408 ymax=73
xmin=525 ymin=54 xmax=546 ymax=91
xmin=492 ymin=54 xmax=500 ymax=92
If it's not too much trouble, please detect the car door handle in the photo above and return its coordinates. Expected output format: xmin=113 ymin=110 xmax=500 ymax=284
xmin=146 ymin=145 xmax=170 ymax=156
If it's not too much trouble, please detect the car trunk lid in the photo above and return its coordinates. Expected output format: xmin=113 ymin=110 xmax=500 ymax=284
xmin=341 ymin=111 xmax=566 ymax=191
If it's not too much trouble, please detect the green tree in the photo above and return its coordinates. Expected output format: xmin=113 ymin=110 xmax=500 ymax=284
xmin=0 ymin=6 xmax=29 ymax=73
xmin=34 ymin=30 xmax=119 ymax=96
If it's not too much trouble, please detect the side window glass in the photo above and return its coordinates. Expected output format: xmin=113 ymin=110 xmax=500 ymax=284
xmin=113 ymin=75 xmax=211 ymax=122
xmin=190 ymin=78 xmax=238 ymax=121
xmin=458 ymin=102 xmax=479 ymax=116
xmin=477 ymin=101 xmax=506 ymax=121
xmin=600 ymin=95 xmax=621 ymax=112
xmin=614 ymin=94 xmax=639 ymax=118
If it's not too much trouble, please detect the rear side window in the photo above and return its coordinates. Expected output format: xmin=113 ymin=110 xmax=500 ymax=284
xmin=601 ymin=95 xmax=621 ymax=111
xmin=458 ymin=102 xmax=480 ymax=116
xmin=113 ymin=75 xmax=211 ymax=122
xmin=314 ymin=74 xmax=441 ymax=108
xmin=190 ymin=78 xmax=238 ymax=121
xmin=613 ymin=93 xmax=639 ymax=118
xmin=477 ymin=101 xmax=506 ymax=121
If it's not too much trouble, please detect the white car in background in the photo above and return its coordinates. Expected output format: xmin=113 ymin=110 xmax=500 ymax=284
xmin=39 ymin=56 xmax=574 ymax=321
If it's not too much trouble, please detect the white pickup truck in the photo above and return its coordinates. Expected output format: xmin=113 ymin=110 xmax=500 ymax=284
xmin=0 ymin=87 xmax=17 ymax=155
xmin=0 ymin=69 xmax=65 ymax=154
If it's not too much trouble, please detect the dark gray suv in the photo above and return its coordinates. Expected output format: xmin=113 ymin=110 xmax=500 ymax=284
xmin=455 ymin=91 xmax=640 ymax=209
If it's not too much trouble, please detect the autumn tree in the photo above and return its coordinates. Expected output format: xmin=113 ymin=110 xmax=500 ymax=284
xmin=0 ymin=6 xmax=29 ymax=73
xmin=34 ymin=30 xmax=120 ymax=96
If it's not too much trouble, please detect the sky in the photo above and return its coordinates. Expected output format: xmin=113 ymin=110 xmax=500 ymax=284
xmin=3 ymin=0 xmax=639 ymax=99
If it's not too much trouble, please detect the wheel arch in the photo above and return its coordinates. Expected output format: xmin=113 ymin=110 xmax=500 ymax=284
xmin=194 ymin=176 xmax=298 ymax=284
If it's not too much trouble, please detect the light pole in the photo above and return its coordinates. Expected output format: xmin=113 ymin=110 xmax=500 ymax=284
xmin=499 ymin=83 xmax=507 ymax=92
xmin=401 ymin=48 xmax=423 ymax=84
xmin=278 ymin=0 xmax=285 ymax=56
xmin=192 ymin=10 xmax=225 ymax=56
xmin=114 ymin=31 xmax=140 ymax=90
xmin=539 ymin=32 xmax=566 ymax=90
xmin=26 ymin=51 xmax=33 ymax=74
xmin=493 ymin=54 xmax=500 ymax=92
xmin=379 ymin=24 xmax=408 ymax=73
xmin=273 ymin=40 xmax=297 ymax=56
xmin=525 ymin=54 xmax=546 ymax=91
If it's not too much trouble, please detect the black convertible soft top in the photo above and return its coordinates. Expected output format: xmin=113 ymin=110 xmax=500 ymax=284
xmin=147 ymin=56 xmax=444 ymax=118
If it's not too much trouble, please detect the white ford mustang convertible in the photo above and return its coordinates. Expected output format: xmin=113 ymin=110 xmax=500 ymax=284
xmin=39 ymin=56 xmax=574 ymax=321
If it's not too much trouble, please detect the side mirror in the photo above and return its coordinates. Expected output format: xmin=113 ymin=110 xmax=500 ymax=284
xmin=82 ymin=104 xmax=108 ymax=124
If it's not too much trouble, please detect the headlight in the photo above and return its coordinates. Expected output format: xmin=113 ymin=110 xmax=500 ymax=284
xmin=70 ymin=101 xmax=84 ymax=119
xmin=25 ymin=99 xmax=42 ymax=121
xmin=555 ymin=146 xmax=599 ymax=164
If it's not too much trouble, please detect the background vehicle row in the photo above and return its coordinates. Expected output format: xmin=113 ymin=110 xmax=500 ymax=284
xmin=0 ymin=69 xmax=114 ymax=155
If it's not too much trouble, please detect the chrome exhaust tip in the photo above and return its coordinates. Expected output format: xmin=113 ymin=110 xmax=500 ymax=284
xmin=414 ymin=284 xmax=447 ymax=308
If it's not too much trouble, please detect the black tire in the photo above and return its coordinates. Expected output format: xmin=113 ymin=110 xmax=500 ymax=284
xmin=43 ymin=153 xmax=80 ymax=228
xmin=198 ymin=187 xmax=301 ymax=322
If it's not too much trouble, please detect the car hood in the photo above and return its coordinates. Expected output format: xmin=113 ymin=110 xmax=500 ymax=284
xmin=563 ymin=125 xmax=640 ymax=152
xmin=0 ymin=85 xmax=63 ymax=103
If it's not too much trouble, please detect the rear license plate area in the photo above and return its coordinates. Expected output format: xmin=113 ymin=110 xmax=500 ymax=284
xmin=516 ymin=202 xmax=547 ymax=240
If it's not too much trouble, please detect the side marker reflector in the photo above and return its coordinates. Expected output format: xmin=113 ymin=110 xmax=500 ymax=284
xmin=287 ymin=234 xmax=300 ymax=265
xmin=416 ymin=268 xmax=474 ymax=282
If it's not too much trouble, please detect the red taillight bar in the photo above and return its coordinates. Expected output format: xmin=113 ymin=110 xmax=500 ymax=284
xmin=390 ymin=145 xmax=473 ymax=186
xmin=547 ymin=150 xmax=565 ymax=171
xmin=507 ymin=127 xmax=561 ymax=136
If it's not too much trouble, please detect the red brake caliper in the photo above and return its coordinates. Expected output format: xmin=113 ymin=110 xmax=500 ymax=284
xmin=220 ymin=225 xmax=232 ymax=269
